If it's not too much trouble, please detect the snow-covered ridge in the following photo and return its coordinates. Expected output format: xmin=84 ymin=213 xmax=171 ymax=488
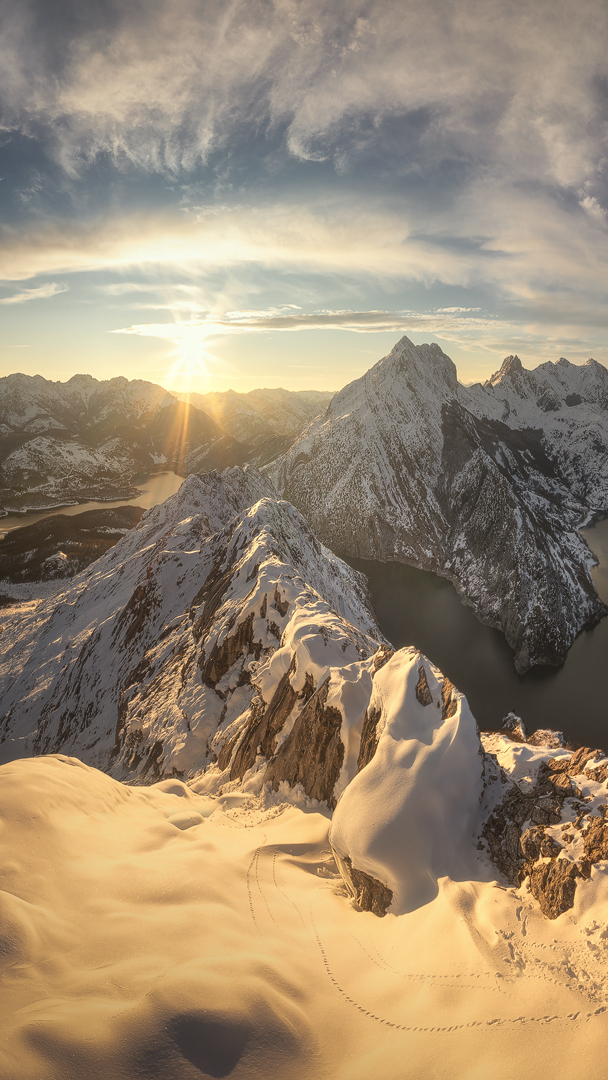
xmin=267 ymin=335 xmax=608 ymax=671
xmin=0 ymin=467 xmax=384 ymax=783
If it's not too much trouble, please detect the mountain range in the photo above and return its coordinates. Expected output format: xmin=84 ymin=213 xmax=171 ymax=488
xmin=0 ymin=373 xmax=332 ymax=514
xmin=2 ymin=465 xmax=607 ymax=928
xmin=268 ymin=337 xmax=608 ymax=671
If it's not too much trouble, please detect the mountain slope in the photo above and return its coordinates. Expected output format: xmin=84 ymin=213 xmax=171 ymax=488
xmin=0 ymin=467 xmax=383 ymax=782
xmin=4 ymin=464 xmax=608 ymax=932
xmin=0 ymin=373 xmax=222 ymax=511
xmin=0 ymin=375 xmax=333 ymax=514
xmin=267 ymin=336 xmax=608 ymax=672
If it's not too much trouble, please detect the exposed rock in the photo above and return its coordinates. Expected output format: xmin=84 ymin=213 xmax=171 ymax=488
xmin=500 ymin=712 xmax=528 ymax=742
xmin=200 ymin=611 xmax=255 ymax=688
xmin=529 ymin=860 xmax=580 ymax=920
xmin=547 ymin=746 xmax=603 ymax=776
xmin=336 ymin=853 xmax=393 ymax=917
xmin=582 ymin=816 xmax=608 ymax=864
xmin=229 ymin=661 xmax=300 ymax=781
xmin=415 ymin=666 xmax=433 ymax=706
xmin=265 ymin=679 xmax=345 ymax=808
xmin=527 ymin=728 xmax=565 ymax=748
xmin=481 ymin=769 xmax=565 ymax=885
xmin=372 ymin=644 xmax=395 ymax=672
xmin=520 ymin=826 xmax=563 ymax=862
xmin=441 ymin=677 xmax=458 ymax=719
xmin=356 ymin=705 xmax=382 ymax=773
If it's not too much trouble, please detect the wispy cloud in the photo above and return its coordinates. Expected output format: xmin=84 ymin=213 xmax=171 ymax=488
xmin=0 ymin=281 xmax=68 ymax=304
xmin=110 ymin=307 xmax=512 ymax=342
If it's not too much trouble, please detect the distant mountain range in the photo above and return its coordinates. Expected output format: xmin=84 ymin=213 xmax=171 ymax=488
xmin=0 ymin=373 xmax=332 ymax=514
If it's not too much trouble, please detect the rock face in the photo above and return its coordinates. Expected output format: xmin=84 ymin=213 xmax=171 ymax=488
xmin=480 ymin=734 xmax=608 ymax=919
xmin=267 ymin=336 xmax=608 ymax=672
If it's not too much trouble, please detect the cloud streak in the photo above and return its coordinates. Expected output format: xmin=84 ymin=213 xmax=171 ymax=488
xmin=0 ymin=281 xmax=68 ymax=304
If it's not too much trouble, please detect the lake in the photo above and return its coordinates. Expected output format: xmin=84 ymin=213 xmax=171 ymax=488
xmin=346 ymin=516 xmax=608 ymax=749
xmin=0 ymin=472 xmax=185 ymax=536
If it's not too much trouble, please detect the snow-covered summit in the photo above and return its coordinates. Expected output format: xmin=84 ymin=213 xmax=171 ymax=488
xmin=268 ymin=335 xmax=608 ymax=672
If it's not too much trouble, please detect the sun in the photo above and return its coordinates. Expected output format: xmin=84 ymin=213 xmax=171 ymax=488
xmin=165 ymin=324 xmax=217 ymax=392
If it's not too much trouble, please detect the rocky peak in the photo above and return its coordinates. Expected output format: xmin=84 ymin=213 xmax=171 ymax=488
xmin=375 ymin=336 xmax=458 ymax=395
xmin=485 ymin=354 xmax=525 ymax=389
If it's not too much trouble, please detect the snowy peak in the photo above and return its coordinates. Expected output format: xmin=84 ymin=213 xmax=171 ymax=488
xmin=481 ymin=352 xmax=608 ymax=413
xmin=268 ymin=337 xmax=608 ymax=672
xmin=486 ymin=354 xmax=524 ymax=387
xmin=0 ymin=467 xmax=384 ymax=785
xmin=367 ymin=335 xmax=457 ymax=397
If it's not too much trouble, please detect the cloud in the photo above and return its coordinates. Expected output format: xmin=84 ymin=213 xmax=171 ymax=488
xmin=109 ymin=308 xmax=513 ymax=345
xmin=2 ymin=0 xmax=608 ymax=198
xmin=2 ymin=0 xmax=608 ymax=364
xmin=0 ymin=281 xmax=68 ymax=304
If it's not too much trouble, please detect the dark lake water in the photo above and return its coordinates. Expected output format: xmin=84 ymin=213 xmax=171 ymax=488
xmin=347 ymin=517 xmax=608 ymax=749
xmin=0 ymin=473 xmax=185 ymax=536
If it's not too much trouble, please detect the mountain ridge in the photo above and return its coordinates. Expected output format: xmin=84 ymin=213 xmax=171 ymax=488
xmin=267 ymin=336 xmax=608 ymax=672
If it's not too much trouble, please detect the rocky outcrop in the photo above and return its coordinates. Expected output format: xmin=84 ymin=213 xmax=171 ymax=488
xmin=335 ymin=853 xmax=393 ymax=917
xmin=480 ymin=732 xmax=608 ymax=918
xmin=265 ymin=679 xmax=345 ymax=808
xmin=267 ymin=335 xmax=608 ymax=672
xmin=529 ymin=860 xmax=581 ymax=920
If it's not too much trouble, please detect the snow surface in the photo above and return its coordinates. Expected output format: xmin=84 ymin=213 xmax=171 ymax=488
xmin=2 ymin=753 xmax=608 ymax=1080
xmin=330 ymin=650 xmax=483 ymax=913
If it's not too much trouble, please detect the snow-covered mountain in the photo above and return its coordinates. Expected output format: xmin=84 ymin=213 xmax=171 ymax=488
xmin=3 ymin=462 xmax=608 ymax=930
xmin=0 ymin=375 xmax=331 ymax=515
xmin=0 ymin=467 xmax=383 ymax=784
xmin=267 ymin=336 xmax=608 ymax=672
xmin=174 ymin=387 xmax=334 ymax=444
xmin=0 ymin=372 xmax=222 ymax=511
xmin=4 ymin=474 xmax=608 ymax=1078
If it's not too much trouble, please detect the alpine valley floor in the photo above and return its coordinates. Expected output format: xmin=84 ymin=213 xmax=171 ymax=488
xmin=2 ymin=754 xmax=608 ymax=1080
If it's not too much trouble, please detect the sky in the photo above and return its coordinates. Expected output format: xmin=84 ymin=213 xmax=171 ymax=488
xmin=1 ymin=0 xmax=608 ymax=394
